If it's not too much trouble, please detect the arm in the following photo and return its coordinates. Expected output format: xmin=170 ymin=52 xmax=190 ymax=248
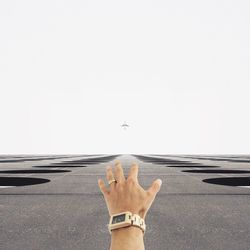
xmin=98 ymin=160 xmax=162 ymax=250
xmin=110 ymin=224 xmax=144 ymax=250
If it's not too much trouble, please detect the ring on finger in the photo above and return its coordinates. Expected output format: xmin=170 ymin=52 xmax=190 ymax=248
xmin=108 ymin=179 xmax=117 ymax=185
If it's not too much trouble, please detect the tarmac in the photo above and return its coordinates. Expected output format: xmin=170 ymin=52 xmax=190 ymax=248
xmin=0 ymin=154 xmax=250 ymax=250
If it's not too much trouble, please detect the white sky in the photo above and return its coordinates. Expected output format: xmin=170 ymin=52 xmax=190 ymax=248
xmin=0 ymin=0 xmax=250 ymax=154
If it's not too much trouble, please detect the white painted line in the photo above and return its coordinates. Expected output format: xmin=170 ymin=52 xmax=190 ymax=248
xmin=0 ymin=186 xmax=15 ymax=189
xmin=238 ymin=186 xmax=250 ymax=189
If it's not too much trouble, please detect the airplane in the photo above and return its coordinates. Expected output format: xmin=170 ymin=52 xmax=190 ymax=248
xmin=121 ymin=121 xmax=129 ymax=130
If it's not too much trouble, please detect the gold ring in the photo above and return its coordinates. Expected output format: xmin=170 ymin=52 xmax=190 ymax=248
xmin=108 ymin=179 xmax=117 ymax=185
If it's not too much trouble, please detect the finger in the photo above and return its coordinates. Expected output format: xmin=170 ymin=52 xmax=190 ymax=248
xmin=98 ymin=178 xmax=109 ymax=196
xmin=106 ymin=165 xmax=116 ymax=190
xmin=114 ymin=160 xmax=126 ymax=183
xmin=128 ymin=162 xmax=139 ymax=182
xmin=147 ymin=179 xmax=162 ymax=197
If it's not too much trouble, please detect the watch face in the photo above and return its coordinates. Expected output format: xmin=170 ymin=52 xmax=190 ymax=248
xmin=112 ymin=214 xmax=126 ymax=224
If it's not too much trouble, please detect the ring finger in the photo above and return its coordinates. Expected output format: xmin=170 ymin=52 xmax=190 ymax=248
xmin=106 ymin=165 xmax=116 ymax=191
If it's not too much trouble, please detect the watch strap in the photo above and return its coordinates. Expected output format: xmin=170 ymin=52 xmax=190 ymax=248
xmin=131 ymin=214 xmax=146 ymax=233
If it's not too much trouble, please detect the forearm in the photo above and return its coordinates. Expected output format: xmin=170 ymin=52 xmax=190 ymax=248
xmin=110 ymin=226 xmax=145 ymax=250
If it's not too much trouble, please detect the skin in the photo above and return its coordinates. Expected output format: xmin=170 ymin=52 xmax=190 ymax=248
xmin=98 ymin=160 xmax=162 ymax=250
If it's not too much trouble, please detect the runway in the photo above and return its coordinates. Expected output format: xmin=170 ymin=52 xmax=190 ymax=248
xmin=0 ymin=154 xmax=250 ymax=250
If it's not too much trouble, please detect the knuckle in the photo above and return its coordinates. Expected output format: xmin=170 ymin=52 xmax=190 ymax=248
xmin=116 ymin=183 xmax=123 ymax=191
xmin=131 ymin=164 xmax=138 ymax=171
xmin=147 ymin=190 xmax=153 ymax=197
xmin=127 ymin=177 xmax=135 ymax=185
xmin=115 ymin=165 xmax=121 ymax=172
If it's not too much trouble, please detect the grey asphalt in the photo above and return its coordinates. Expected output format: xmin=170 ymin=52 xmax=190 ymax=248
xmin=0 ymin=154 xmax=250 ymax=250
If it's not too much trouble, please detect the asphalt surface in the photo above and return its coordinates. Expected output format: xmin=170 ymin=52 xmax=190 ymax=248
xmin=0 ymin=154 xmax=250 ymax=250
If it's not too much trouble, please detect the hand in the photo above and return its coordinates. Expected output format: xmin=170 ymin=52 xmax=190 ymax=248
xmin=98 ymin=160 xmax=162 ymax=220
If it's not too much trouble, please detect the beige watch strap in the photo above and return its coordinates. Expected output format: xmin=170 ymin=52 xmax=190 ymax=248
xmin=131 ymin=214 xmax=146 ymax=233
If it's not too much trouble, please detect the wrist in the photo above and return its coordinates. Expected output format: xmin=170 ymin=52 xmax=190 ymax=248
xmin=111 ymin=225 xmax=144 ymax=238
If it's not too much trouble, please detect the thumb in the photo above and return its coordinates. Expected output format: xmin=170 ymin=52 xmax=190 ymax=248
xmin=147 ymin=179 xmax=162 ymax=196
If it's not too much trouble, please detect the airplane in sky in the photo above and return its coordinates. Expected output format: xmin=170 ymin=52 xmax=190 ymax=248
xmin=121 ymin=121 xmax=129 ymax=130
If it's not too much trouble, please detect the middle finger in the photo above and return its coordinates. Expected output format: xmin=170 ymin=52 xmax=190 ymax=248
xmin=114 ymin=161 xmax=126 ymax=183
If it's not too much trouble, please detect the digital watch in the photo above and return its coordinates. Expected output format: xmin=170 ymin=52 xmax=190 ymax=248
xmin=107 ymin=211 xmax=146 ymax=234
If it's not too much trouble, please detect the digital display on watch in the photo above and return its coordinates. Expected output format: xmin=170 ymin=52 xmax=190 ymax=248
xmin=112 ymin=214 xmax=126 ymax=224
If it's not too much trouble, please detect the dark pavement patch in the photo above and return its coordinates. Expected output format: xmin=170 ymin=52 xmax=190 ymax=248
xmin=0 ymin=177 xmax=50 ymax=186
xmin=33 ymin=165 xmax=87 ymax=168
xmin=183 ymin=170 xmax=250 ymax=174
xmin=203 ymin=177 xmax=250 ymax=187
xmin=0 ymin=170 xmax=71 ymax=174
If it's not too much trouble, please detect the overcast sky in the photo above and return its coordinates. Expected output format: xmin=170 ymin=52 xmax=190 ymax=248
xmin=0 ymin=0 xmax=249 ymax=154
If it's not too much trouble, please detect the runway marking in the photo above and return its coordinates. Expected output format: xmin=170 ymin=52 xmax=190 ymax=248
xmin=238 ymin=186 xmax=250 ymax=188
xmin=0 ymin=186 xmax=15 ymax=189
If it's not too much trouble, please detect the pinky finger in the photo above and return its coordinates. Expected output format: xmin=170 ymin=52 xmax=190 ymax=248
xmin=98 ymin=178 xmax=109 ymax=196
